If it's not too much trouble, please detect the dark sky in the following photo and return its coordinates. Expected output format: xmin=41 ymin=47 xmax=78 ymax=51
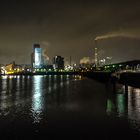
xmin=0 ymin=0 xmax=140 ymax=64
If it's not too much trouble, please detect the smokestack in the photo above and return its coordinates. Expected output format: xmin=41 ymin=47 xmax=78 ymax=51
xmin=94 ymin=40 xmax=98 ymax=67
xmin=70 ymin=56 xmax=71 ymax=66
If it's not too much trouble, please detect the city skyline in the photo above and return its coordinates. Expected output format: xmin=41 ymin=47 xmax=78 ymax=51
xmin=0 ymin=0 xmax=140 ymax=64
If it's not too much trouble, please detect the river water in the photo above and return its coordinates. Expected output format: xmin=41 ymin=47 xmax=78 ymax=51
xmin=0 ymin=75 xmax=140 ymax=139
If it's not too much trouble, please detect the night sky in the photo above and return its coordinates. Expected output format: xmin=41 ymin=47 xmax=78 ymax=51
xmin=0 ymin=0 xmax=140 ymax=64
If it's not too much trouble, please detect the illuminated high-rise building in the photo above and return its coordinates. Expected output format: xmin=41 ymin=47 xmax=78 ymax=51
xmin=31 ymin=44 xmax=43 ymax=68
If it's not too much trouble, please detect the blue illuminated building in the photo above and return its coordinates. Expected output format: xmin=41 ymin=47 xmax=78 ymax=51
xmin=31 ymin=44 xmax=43 ymax=68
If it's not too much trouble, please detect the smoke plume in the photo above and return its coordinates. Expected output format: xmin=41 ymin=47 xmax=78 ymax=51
xmin=94 ymin=30 xmax=140 ymax=41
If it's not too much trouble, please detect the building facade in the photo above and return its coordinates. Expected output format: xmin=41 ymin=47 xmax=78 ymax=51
xmin=53 ymin=56 xmax=64 ymax=70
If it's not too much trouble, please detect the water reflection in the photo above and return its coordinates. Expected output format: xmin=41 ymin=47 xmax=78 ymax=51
xmin=31 ymin=76 xmax=44 ymax=123
xmin=116 ymin=93 xmax=125 ymax=117
xmin=0 ymin=75 xmax=140 ymax=136
xmin=0 ymin=76 xmax=33 ymax=116
xmin=106 ymin=99 xmax=114 ymax=115
xmin=128 ymin=87 xmax=140 ymax=130
xmin=48 ymin=75 xmax=52 ymax=93
xmin=106 ymin=83 xmax=140 ymax=131
xmin=30 ymin=75 xmax=72 ymax=123
xmin=0 ymin=76 xmax=15 ymax=111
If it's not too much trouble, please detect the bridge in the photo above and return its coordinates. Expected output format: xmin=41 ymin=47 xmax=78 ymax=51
xmin=82 ymin=60 xmax=140 ymax=88
xmin=103 ymin=60 xmax=140 ymax=72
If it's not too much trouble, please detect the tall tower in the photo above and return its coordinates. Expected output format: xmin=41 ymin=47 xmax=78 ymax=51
xmin=70 ymin=56 xmax=71 ymax=66
xmin=94 ymin=40 xmax=98 ymax=67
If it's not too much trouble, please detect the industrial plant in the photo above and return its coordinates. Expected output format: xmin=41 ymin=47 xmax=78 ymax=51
xmin=0 ymin=44 xmax=70 ymax=75
xmin=0 ymin=41 xmax=140 ymax=75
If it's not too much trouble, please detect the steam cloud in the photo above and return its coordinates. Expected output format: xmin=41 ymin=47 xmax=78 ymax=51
xmin=42 ymin=48 xmax=49 ymax=61
xmin=41 ymin=41 xmax=50 ymax=61
xmin=80 ymin=57 xmax=91 ymax=64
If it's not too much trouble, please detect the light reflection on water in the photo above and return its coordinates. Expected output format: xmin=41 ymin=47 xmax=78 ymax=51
xmin=116 ymin=93 xmax=125 ymax=117
xmin=0 ymin=75 xmax=75 ymax=123
xmin=31 ymin=76 xmax=44 ymax=123
xmin=106 ymin=83 xmax=140 ymax=131
xmin=128 ymin=87 xmax=140 ymax=130
xmin=0 ymin=75 xmax=140 ymax=133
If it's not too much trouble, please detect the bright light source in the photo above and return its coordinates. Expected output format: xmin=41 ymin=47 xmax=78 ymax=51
xmin=34 ymin=47 xmax=41 ymax=67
